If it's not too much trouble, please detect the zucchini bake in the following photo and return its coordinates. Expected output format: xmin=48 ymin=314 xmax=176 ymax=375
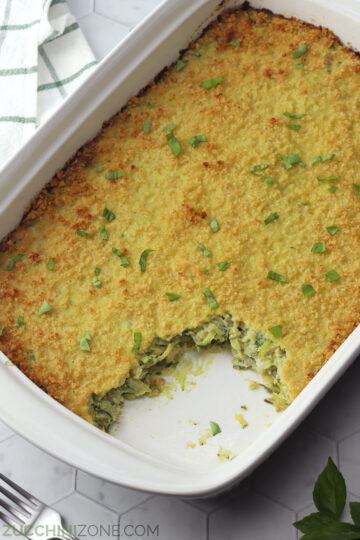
xmin=1 ymin=4 xmax=360 ymax=432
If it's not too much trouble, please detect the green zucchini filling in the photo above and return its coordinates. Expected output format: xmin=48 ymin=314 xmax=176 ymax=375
xmin=88 ymin=314 xmax=288 ymax=431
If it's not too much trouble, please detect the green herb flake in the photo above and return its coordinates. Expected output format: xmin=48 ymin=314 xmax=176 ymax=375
xmin=132 ymin=332 xmax=142 ymax=354
xmin=269 ymin=325 xmax=282 ymax=338
xmin=92 ymin=277 xmax=102 ymax=288
xmin=326 ymin=225 xmax=338 ymax=235
xmin=163 ymin=123 xmax=176 ymax=133
xmin=76 ymin=229 xmax=92 ymax=237
xmin=94 ymin=268 xmax=101 ymax=276
xmin=250 ymin=163 xmax=268 ymax=176
xmin=294 ymin=60 xmax=304 ymax=68
xmin=210 ymin=219 xmax=220 ymax=232
xmin=201 ymin=77 xmax=224 ymax=89
xmin=267 ymin=271 xmax=288 ymax=283
xmin=230 ymin=39 xmax=241 ymax=47
xmin=203 ymin=288 xmax=219 ymax=309
xmin=302 ymin=283 xmax=315 ymax=296
xmin=112 ymin=248 xmax=130 ymax=267
xmin=291 ymin=44 xmax=308 ymax=58
xmin=326 ymin=270 xmax=341 ymax=282
xmin=175 ymin=59 xmax=187 ymax=72
xmin=317 ymin=175 xmax=339 ymax=183
xmin=283 ymin=112 xmax=306 ymax=119
xmin=328 ymin=186 xmax=338 ymax=193
xmin=216 ymin=259 xmax=233 ymax=271
xmin=139 ymin=249 xmax=154 ymax=272
xmin=353 ymin=184 xmax=360 ymax=196
xmin=210 ymin=421 xmax=221 ymax=436
xmin=105 ymin=169 xmax=126 ymax=180
xmin=80 ymin=333 xmax=92 ymax=352
xmin=0 ymin=325 xmax=5 ymax=337
xmin=99 ymin=224 xmax=108 ymax=240
xmin=96 ymin=165 xmax=104 ymax=172
xmin=143 ymin=120 xmax=152 ymax=134
xmin=47 ymin=258 xmax=54 ymax=270
xmin=189 ymin=134 xmax=208 ymax=148
xmin=146 ymin=102 xmax=154 ymax=108
xmin=287 ymin=124 xmax=301 ymax=130
xmin=14 ymin=316 xmax=25 ymax=328
xmin=166 ymin=292 xmax=181 ymax=301
xmin=197 ymin=243 xmax=211 ymax=257
xmin=264 ymin=177 xmax=273 ymax=186
xmin=103 ymin=207 xmax=115 ymax=222
xmin=311 ymin=154 xmax=336 ymax=165
xmin=166 ymin=132 xmax=181 ymax=157
xmin=264 ymin=212 xmax=279 ymax=225
xmin=311 ymin=242 xmax=326 ymax=253
xmin=38 ymin=300 xmax=52 ymax=316
xmin=8 ymin=253 xmax=25 ymax=271
xmin=203 ymin=268 xmax=209 ymax=275
xmin=280 ymin=153 xmax=306 ymax=169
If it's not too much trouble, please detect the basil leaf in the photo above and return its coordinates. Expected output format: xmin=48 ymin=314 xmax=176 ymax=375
xmin=92 ymin=277 xmax=102 ymax=288
xmin=80 ymin=333 xmax=92 ymax=352
xmin=267 ymin=271 xmax=288 ymax=283
xmin=313 ymin=457 xmax=346 ymax=519
xmin=326 ymin=226 xmax=338 ymax=235
xmin=8 ymin=253 xmax=24 ymax=271
xmin=197 ymin=243 xmax=211 ymax=257
xmin=328 ymin=186 xmax=338 ymax=194
xmin=99 ymin=225 xmax=108 ymax=240
xmin=350 ymin=502 xmax=360 ymax=528
xmin=163 ymin=123 xmax=176 ymax=133
xmin=216 ymin=259 xmax=233 ymax=271
xmin=302 ymin=284 xmax=315 ymax=296
xmin=265 ymin=177 xmax=273 ymax=186
xmin=202 ymin=288 xmax=218 ymax=309
xmin=210 ymin=219 xmax=219 ymax=232
xmin=132 ymin=332 xmax=142 ymax=354
xmin=280 ymin=153 xmax=306 ymax=169
xmin=201 ymin=77 xmax=224 ymax=89
xmin=230 ymin=39 xmax=241 ymax=47
xmin=250 ymin=163 xmax=268 ymax=176
xmin=311 ymin=242 xmax=326 ymax=253
xmin=326 ymin=270 xmax=341 ymax=283
xmin=14 ymin=316 xmax=25 ymax=328
xmin=311 ymin=154 xmax=336 ymax=165
xmin=353 ymin=184 xmax=360 ymax=197
xmin=38 ymin=300 xmax=52 ymax=316
xmin=189 ymin=134 xmax=207 ymax=148
xmin=105 ymin=169 xmax=125 ymax=180
xmin=0 ymin=325 xmax=5 ymax=337
xmin=287 ymin=124 xmax=301 ymax=130
xmin=210 ymin=421 xmax=221 ymax=435
xmin=47 ymin=258 xmax=54 ymax=270
xmin=175 ymin=59 xmax=187 ymax=71
xmin=203 ymin=268 xmax=209 ymax=275
xmin=283 ymin=112 xmax=306 ymax=118
xmin=143 ymin=120 xmax=152 ymax=134
xmin=166 ymin=292 xmax=180 ymax=301
xmin=292 ymin=44 xmax=308 ymax=58
xmin=297 ymin=526 xmax=360 ymax=540
xmin=139 ymin=249 xmax=154 ymax=272
xmin=317 ymin=176 xmax=339 ymax=183
xmin=295 ymin=60 xmax=304 ymax=69
xmin=96 ymin=165 xmax=104 ymax=172
xmin=269 ymin=325 xmax=282 ymax=338
xmin=76 ymin=229 xmax=93 ymax=237
xmin=103 ymin=207 xmax=115 ymax=222
xmin=112 ymin=248 xmax=130 ymax=267
xmin=294 ymin=512 xmax=340 ymax=534
xmin=166 ymin=132 xmax=181 ymax=157
xmin=264 ymin=212 xmax=279 ymax=225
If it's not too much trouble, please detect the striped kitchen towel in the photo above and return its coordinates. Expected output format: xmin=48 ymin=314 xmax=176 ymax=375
xmin=0 ymin=0 xmax=97 ymax=168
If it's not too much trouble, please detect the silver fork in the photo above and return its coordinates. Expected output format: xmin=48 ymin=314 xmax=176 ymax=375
xmin=0 ymin=473 xmax=76 ymax=539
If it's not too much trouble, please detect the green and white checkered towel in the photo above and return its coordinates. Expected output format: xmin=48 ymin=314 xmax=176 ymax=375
xmin=0 ymin=0 xmax=97 ymax=167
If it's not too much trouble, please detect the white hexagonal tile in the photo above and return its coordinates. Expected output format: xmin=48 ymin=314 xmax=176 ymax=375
xmin=53 ymin=492 xmax=118 ymax=540
xmin=340 ymin=432 xmax=360 ymax=497
xmin=77 ymin=13 xmax=129 ymax=60
xmin=76 ymin=470 xmax=150 ymax=513
xmin=307 ymin=362 xmax=360 ymax=441
xmin=0 ymin=435 xmax=74 ymax=504
xmin=253 ymin=427 xmax=336 ymax=511
xmin=209 ymin=490 xmax=296 ymax=540
xmin=121 ymin=496 xmax=206 ymax=540
xmin=67 ymin=0 xmax=94 ymax=20
xmin=0 ymin=421 xmax=13 ymax=442
xmin=94 ymin=0 xmax=162 ymax=28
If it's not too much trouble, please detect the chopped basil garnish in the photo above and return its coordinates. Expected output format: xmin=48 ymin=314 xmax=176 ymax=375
xmin=230 ymin=39 xmax=241 ymax=47
xmin=302 ymin=284 xmax=315 ymax=296
xmin=287 ymin=124 xmax=301 ymax=130
xmin=189 ymin=135 xmax=208 ymax=148
xmin=163 ymin=123 xmax=176 ymax=133
xmin=203 ymin=268 xmax=209 ymax=275
xmin=210 ymin=219 xmax=219 ymax=232
xmin=103 ymin=207 xmax=115 ymax=222
xmin=112 ymin=248 xmax=130 ymax=267
xmin=92 ymin=277 xmax=102 ymax=288
xmin=291 ymin=44 xmax=308 ymax=58
xmin=166 ymin=132 xmax=181 ymax=157
xmin=96 ymin=165 xmax=104 ymax=173
xmin=250 ymin=163 xmax=268 ymax=176
xmin=143 ymin=120 xmax=152 ymax=134
xmin=8 ymin=253 xmax=24 ymax=271
xmin=132 ymin=332 xmax=142 ymax=354
xmin=0 ymin=325 xmax=5 ymax=337
xmin=14 ymin=316 xmax=25 ymax=328
xmin=265 ymin=177 xmax=273 ymax=186
xmin=283 ymin=112 xmax=305 ymax=119
xmin=216 ymin=259 xmax=233 ymax=271
xmin=269 ymin=325 xmax=282 ymax=338
xmin=197 ymin=243 xmax=211 ymax=257
xmin=264 ymin=212 xmax=279 ymax=225
xmin=294 ymin=61 xmax=304 ymax=68
xmin=80 ymin=333 xmax=92 ymax=352
xmin=201 ymin=77 xmax=224 ymax=89
xmin=105 ymin=169 xmax=125 ymax=180
xmin=328 ymin=186 xmax=338 ymax=193
xmin=353 ymin=184 xmax=360 ymax=196
xmin=267 ymin=271 xmax=288 ymax=283
xmin=139 ymin=249 xmax=154 ymax=272
xmin=38 ymin=300 xmax=52 ymax=316
xmin=311 ymin=154 xmax=335 ymax=165
xmin=326 ymin=225 xmax=338 ymax=235
xmin=175 ymin=59 xmax=187 ymax=72
xmin=166 ymin=292 xmax=180 ymax=301
xmin=317 ymin=175 xmax=339 ymax=183
xmin=76 ymin=229 xmax=92 ymax=237
xmin=311 ymin=242 xmax=326 ymax=253
xmin=326 ymin=270 xmax=341 ymax=282
xmin=210 ymin=421 xmax=221 ymax=436
xmin=146 ymin=102 xmax=154 ymax=108
xmin=203 ymin=288 xmax=218 ymax=309
xmin=280 ymin=153 xmax=306 ymax=169
xmin=99 ymin=224 xmax=108 ymax=240
xmin=47 ymin=258 xmax=54 ymax=270
xmin=94 ymin=267 xmax=101 ymax=276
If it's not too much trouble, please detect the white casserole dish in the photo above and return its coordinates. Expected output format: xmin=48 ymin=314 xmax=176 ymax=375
xmin=1 ymin=0 xmax=360 ymax=497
